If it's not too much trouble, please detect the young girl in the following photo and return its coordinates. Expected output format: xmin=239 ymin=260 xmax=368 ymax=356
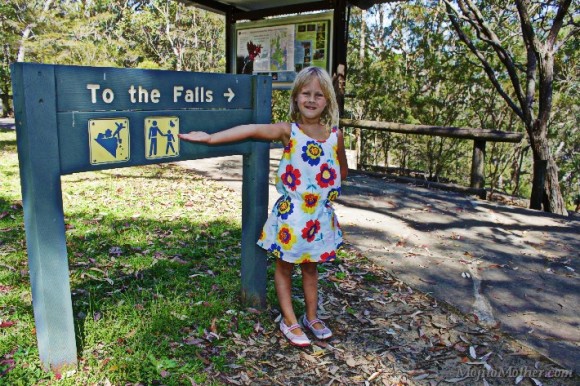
xmin=179 ymin=67 xmax=348 ymax=347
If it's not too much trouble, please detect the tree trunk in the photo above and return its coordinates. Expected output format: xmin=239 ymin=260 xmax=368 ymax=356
xmin=360 ymin=10 xmax=366 ymax=62
xmin=529 ymin=156 xmax=546 ymax=210
xmin=444 ymin=0 xmax=571 ymax=215
xmin=17 ymin=25 xmax=32 ymax=62
xmin=525 ymin=21 xmax=568 ymax=215
xmin=544 ymin=156 xmax=567 ymax=214
xmin=0 ymin=93 xmax=11 ymax=117
xmin=528 ymin=123 xmax=567 ymax=214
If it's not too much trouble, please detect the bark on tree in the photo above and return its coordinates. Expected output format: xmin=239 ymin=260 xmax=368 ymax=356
xmin=444 ymin=0 xmax=574 ymax=215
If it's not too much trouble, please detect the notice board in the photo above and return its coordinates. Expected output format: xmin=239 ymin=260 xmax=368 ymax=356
xmin=235 ymin=12 xmax=333 ymax=87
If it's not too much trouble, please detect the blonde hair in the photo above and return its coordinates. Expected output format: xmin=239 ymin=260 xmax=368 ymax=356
xmin=289 ymin=67 xmax=339 ymax=130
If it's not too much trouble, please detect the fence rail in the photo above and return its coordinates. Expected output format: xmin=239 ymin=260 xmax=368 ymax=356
xmin=339 ymin=118 xmax=525 ymax=199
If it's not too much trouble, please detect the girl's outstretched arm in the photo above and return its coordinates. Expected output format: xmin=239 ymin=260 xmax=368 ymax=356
xmin=178 ymin=122 xmax=291 ymax=146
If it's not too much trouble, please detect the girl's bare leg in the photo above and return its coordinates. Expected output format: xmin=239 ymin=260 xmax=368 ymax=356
xmin=300 ymin=262 xmax=324 ymax=330
xmin=275 ymin=259 xmax=304 ymax=335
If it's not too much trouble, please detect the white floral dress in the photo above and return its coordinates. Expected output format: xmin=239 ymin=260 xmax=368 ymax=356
xmin=257 ymin=123 xmax=343 ymax=264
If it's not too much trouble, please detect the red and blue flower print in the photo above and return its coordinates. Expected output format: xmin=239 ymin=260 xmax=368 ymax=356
xmin=277 ymin=225 xmax=297 ymax=250
xmin=320 ymin=250 xmax=336 ymax=262
xmin=283 ymin=138 xmax=296 ymax=160
xmin=257 ymin=124 xmax=343 ymax=264
xmin=301 ymin=219 xmax=321 ymax=242
xmin=316 ymin=163 xmax=337 ymax=188
xmin=281 ymin=165 xmax=302 ymax=191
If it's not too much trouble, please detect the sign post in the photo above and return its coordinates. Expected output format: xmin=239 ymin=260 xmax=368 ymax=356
xmin=11 ymin=63 xmax=271 ymax=371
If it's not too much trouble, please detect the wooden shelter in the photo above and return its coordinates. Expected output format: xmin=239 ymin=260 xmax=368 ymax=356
xmin=182 ymin=1 xmax=385 ymax=73
xmin=181 ymin=0 xmax=389 ymax=110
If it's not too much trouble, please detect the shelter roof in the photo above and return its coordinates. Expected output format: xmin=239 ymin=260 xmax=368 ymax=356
xmin=182 ymin=0 xmax=390 ymax=19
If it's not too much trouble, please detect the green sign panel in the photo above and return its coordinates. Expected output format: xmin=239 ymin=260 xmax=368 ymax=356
xmin=11 ymin=63 xmax=271 ymax=372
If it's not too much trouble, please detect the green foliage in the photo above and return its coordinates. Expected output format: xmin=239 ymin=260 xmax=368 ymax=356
xmin=134 ymin=0 xmax=225 ymax=72
xmin=1 ymin=0 xmax=225 ymax=75
xmin=347 ymin=3 xmax=488 ymax=183
xmin=271 ymin=89 xmax=291 ymax=124
xmin=0 ymin=2 xmax=21 ymax=115
xmin=0 ymin=0 xmax=576 ymax=202
xmin=346 ymin=2 xmax=577 ymax=206
xmin=0 ymin=0 xmax=227 ymax=117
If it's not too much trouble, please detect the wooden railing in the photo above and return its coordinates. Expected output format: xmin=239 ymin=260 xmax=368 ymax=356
xmin=339 ymin=118 xmax=524 ymax=199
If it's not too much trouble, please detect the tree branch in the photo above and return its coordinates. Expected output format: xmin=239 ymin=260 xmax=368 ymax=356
xmin=547 ymin=0 xmax=573 ymax=49
xmin=515 ymin=0 xmax=542 ymax=53
xmin=444 ymin=1 xmax=525 ymax=121
xmin=513 ymin=0 xmax=540 ymax=128
xmin=460 ymin=0 xmax=528 ymax=117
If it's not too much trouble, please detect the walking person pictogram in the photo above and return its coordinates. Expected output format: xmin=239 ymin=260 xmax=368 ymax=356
xmin=148 ymin=120 xmax=163 ymax=156
xmin=165 ymin=129 xmax=176 ymax=154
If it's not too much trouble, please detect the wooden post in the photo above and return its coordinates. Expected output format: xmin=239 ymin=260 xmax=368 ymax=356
xmin=355 ymin=127 xmax=361 ymax=170
xmin=225 ymin=7 xmax=235 ymax=73
xmin=332 ymin=0 xmax=348 ymax=117
xmin=12 ymin=64 xmax=77 ymax=372
xmin=470 ymin=139 xmax=486 ymax=196
xmin=240 ymin=76 xmax=271 ymax=308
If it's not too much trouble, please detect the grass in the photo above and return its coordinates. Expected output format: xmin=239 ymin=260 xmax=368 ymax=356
xmin=0 ymin=128 xmax=301 ymax=384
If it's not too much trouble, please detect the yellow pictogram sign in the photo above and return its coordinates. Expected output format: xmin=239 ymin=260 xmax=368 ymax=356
xmin=88 ymin=118 xmax=130 ymax=165
xmin=145 ymin=116 xmax=180 ymax=160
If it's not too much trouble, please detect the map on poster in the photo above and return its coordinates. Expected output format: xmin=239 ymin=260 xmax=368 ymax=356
xmin=237 ymin=25 xmax=295 ymax=74
xmin=236 ymin=13 xmax=331 ymax=84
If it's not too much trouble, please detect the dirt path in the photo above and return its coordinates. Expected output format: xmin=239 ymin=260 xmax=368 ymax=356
xmin=176 ymin=151 xmax=579 ymax=384
xmin=216 ymin=246 xmax=577 ymax=385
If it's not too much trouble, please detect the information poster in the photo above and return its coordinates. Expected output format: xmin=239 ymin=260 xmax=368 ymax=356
xmin=237 ymin=25 xmax=295 ymax=77
xmin=235 ymin=12 xmax=332 ymax=85
xmin=295 ymin=20 xmax=329 ymax=72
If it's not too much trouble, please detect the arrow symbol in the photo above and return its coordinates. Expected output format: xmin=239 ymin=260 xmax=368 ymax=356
xmin=224 ymin=88 xmax=235 ymax=102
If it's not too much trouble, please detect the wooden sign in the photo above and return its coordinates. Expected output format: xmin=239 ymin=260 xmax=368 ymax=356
xmin=11 ymin=63 xmax=271 ymax=371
